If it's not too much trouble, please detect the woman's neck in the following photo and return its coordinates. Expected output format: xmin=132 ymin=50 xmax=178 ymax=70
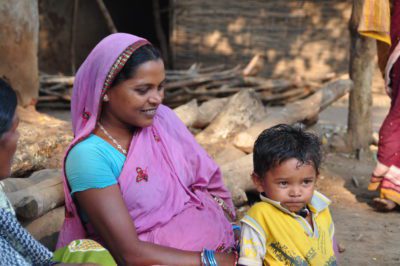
xmin=95 ymin=116 xmax=137 ymax=154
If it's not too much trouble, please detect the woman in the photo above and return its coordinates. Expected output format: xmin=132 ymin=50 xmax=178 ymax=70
xmin=0 ymin=78 xmax=48 ymax=266
xmin=361 ymin=0 xmax=400 ymax=211
xmin=57 ymin=33 xmax=237 ymax=265
xmin=0 ymin=78 xmax=111 ymax=266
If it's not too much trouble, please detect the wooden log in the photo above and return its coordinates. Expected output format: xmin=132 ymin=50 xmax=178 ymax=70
xmin=165 ymin=64 xmax=226 ymax=75
xmin=214 ymin=145 xmax=246 ymax=166
xmin=193 ymin=97 xmax=229 ymax=129
xmin=12 ymin=106 xmax=72 ymax=177
xmin=39 ymin=87 xmax=71 ymax=101
xmin=1 ymin=169 xmax=61 ymax=193
xmin=173 ymin=99 xmax=199 ymax=127
xmin=7 ymin=173 xmax=64 ymax=220
xmin=165 ymin=66 xmax=241 ymax=90
xmin=243 ymin=54 xmax=264 ymax=76
xmin=220 ymin=154 xmax=254 ymax=206
xmin=221 ymin=154 xmax=254 ymax=192
xmin=233 ymin=79 xmax=354 ymax=153
xmin=40 ymin=75 xmax=75 ymax=85
xmin=243 ymin=77 xmax=293 ymax=91
xmin=24 ymin=207 xmax=64 ymax=251
xmin=196 ymin=89 xmax=267 ymax=145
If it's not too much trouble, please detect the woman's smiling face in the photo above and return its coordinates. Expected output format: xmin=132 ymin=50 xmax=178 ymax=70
xmin=102 ymin=59 xmax=165 ymax=128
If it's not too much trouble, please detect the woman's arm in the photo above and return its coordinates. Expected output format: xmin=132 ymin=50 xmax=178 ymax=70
xmin=76 ymin=185 xmax=234 ymax=266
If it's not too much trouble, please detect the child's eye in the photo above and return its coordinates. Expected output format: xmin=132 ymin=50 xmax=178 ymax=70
xmin=278 ymin=181 xmax=288 ymax=187
xmin=158 ymin=85 xmax=165 ymax=92
xmin=303 ymin=179 xmax=314 ymax=185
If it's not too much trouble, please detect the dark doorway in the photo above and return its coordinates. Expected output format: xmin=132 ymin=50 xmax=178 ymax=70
xmin=39 ymin=0 xmax=172 ymax=75
xmin=104 ymin=0 xmax=172 ymax=67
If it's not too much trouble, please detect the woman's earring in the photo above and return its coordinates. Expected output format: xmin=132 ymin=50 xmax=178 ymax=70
xmin=103 ymin=94 xmax=109 ymax=102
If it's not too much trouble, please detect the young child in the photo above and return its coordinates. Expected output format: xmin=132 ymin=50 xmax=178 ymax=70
xmin=239 ymin=124 xmax=337 ymax=266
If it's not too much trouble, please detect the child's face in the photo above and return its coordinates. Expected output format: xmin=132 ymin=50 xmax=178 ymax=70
xmin=253 ymin=158 xmax=317 ymax=213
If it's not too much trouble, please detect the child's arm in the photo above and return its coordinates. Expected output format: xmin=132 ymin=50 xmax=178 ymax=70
xmin=328 ymin=209 xmax=339 ymax=259
xmin=330 ymin=221 xmax=340 ymax=259
xmin=238 ymin=219 xmax=266 ymax=266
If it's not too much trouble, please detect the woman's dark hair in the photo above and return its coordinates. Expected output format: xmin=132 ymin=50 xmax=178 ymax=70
xmin=111 ymin=44 xmax=161 ymax=87
xmin=0 ymin=78 xmax=17 ymax=137
xmin=253 ymin=124 xmax=322 ymax=178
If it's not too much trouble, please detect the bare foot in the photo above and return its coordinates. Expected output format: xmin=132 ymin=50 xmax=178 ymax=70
xmin=373 ymin=198 xmax=397 ymax=212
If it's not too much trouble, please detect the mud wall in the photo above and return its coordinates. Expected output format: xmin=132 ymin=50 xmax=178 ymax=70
xmin=172 ymin=0 xmax=352 ymax=79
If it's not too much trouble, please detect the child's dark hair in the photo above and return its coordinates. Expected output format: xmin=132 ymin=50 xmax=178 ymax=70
xmin=0 ymin=77 xmax=17 ymax=137
xmin=253 ymin=124 xmax=322 ymax=178
xmin=111 ymin=44 xmax=161 ymax=87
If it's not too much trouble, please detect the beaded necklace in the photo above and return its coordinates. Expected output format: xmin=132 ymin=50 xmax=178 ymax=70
xmin=97 ymin=122 xmax=128 ymax=155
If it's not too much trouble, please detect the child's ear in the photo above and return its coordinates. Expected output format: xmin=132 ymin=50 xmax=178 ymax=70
xmin=251 ymin=172 xmax=265 ymax=193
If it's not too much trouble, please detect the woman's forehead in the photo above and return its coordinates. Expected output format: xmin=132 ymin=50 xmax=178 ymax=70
xmin=125 ymin=60 xmax=165 ymax=84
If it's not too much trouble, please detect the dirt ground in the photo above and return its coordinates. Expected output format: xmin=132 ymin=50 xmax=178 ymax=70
xmin=319 ymin=152 xmax=400 ymax=265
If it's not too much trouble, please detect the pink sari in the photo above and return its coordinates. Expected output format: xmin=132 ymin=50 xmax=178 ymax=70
xmin=369 ymin=0 xmax=400 ymax=204
xmin=57 ymin=33 xmax=235 ymax=251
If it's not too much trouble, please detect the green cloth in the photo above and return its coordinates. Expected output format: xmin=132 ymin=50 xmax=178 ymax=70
xmin=53 ymin=239 xmax=116 ymax=266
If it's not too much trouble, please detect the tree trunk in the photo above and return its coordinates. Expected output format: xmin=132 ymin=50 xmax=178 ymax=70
xmin=348 ymin=0 xmax=376 ymax=151
xmin=0 ymin=1 xmax=39 ymax=106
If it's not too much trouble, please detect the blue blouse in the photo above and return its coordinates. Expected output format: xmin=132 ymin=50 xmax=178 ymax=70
xmin=65 ymin=134 xmax=125 ymax=195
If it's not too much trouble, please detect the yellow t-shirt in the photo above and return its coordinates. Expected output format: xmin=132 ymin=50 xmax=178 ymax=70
xmin=239 ymin=191 xmax=336 ymax=266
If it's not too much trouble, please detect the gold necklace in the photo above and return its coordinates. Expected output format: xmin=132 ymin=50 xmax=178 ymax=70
xmin=97 ymin=122 xmax=128 ymax=155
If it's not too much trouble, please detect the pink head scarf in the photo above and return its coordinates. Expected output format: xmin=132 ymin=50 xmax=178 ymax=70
xmin=57 ymin=33 xmax=235 ymax=251
xmin=57 ymin=33 xmax=149 ymax=247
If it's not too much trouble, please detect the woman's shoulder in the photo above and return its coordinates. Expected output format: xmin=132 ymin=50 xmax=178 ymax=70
xmin=65 ymin=135 xmax=123 ymax=193
xmin=70 ymin=134 xmax=106 ymax=150
xmin=68 ymin=134 xmax=117 ymax=158
xmin=66 ymin=134 xmax=125 ymax=171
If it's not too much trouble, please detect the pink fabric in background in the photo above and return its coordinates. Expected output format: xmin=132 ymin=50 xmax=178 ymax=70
xmin=378 ymin=0 xmax=400 ymax=168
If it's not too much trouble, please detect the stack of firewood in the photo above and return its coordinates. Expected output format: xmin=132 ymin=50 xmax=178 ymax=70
xmin=38 ymin=64 xmax=337 ymax=108
xmin=164 ymin=64 xmax=337 ymax=107
xmin=39 ymin=74 xmax=73 ymax=108
xmin=173 ymin=78 xmax=353 ymax=205
xmin=2 ymin=169 xmax=64 ymax=249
